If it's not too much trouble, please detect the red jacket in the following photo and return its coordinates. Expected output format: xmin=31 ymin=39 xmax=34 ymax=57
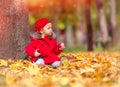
xmin=25 ymin=36 xmax=62 ymax=64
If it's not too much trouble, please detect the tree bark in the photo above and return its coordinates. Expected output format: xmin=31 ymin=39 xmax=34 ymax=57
xmin=72 ymin=25 xmax=78 ymax=45
xmin=95 ymin=0 xmax=109 ymax=47
xmin=108 ymin=0 xmax=116 ymax=45
xmin=85 ymin=0 xmax=93 ymax=51
xmin=60 ymin=29 xmax=67 ymax=46
xmin=80 ymin=20 xmax=87 ymax=45
xmin=0 ymin=0 xmax=30 ymax=59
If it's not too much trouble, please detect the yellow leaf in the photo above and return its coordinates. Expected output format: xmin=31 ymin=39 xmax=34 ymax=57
xmin=26 ymin=64 xmax=40 ymax=76
xmin=61 ymin=58 xmax=69 ymax=67
xmin=60 ymin=77 xmax=69 ymax=85
xmin=0 ymin=59 xmax=8 ymax=66
xmin=76 ymin=55 xmax=84 ymax=60
xmin=80 ymin=67 xmax=95 ymax=74
xmin=6 ymin=76 xmax=15 ymax=85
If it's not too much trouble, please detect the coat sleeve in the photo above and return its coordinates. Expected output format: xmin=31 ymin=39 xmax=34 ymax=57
xmin=25 ymin=41 xmax=37 ymax=57
xmin=53 ymin=43 xmax=62 ymax=55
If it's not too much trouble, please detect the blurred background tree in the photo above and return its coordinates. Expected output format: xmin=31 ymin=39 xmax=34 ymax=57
xmin=27 ymin=0 xmax=120 ymax=52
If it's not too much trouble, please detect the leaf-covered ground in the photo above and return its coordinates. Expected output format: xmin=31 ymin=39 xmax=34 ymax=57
xmin=0 ymin=52 xmax=120 ymax=87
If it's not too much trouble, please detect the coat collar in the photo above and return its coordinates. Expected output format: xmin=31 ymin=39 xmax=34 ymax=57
xmin=31 ymin=32 xmax=56 ymax=40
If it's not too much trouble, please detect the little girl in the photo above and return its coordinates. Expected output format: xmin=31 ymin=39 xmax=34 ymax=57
xmin=25 ymin=18 xmax=65 ymax=67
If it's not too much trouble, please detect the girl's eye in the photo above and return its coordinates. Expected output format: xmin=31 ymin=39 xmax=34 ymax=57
xmin=48 ymin=27 xmax=52 ymax=29
xmin=48 ymin=27 xmax=50 ymax=29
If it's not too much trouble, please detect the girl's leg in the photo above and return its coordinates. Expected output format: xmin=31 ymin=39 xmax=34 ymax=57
xmin=35 ymin=58 xmax=45 ymax=65
xmin=51 ymin=61 xmax=60 ymax=67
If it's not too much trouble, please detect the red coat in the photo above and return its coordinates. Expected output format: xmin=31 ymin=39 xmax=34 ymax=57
xmin=25 ymin=36 xmax=62 ymax=64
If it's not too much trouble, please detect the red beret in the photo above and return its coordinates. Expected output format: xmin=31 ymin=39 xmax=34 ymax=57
xmin=34 ymin=18 xmax=51 ymax=31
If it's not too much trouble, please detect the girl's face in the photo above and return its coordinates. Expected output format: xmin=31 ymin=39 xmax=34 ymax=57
xmin=40 ymin=23 xmax=53 ymax=36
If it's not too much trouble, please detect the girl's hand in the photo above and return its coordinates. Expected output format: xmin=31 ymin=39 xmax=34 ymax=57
xmin=34 ymin=49 xmax=41 ymax=57
xmin=59 ymin=43 xmax=65 ymax=50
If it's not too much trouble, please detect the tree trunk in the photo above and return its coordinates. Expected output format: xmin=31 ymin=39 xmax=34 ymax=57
xmin=0 ymin=0 xmax=30 ymax=59
xmin=85 ymin=0 xmax=93 ymax=51
xmin=95 ymin=0 xmax=109 ymax=47
xmin=108 ymin=0 xmax=116 ymax=45
xmin=72 ymin=25 xmax=78 ymax=45
xmin=60 ymin=29 xmax=67 ymax=46
xmin=80 ymin=20 xmax=87 ymax=45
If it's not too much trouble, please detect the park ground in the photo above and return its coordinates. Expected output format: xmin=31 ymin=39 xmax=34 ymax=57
xmin=0 ymin=50 xmax=120 ymax=87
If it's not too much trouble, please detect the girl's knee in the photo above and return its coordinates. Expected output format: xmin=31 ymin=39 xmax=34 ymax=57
xmin=35 ymin=58 xmax=45 ymax=65
xmin=51 ymin=61 xmax=61 ymax=67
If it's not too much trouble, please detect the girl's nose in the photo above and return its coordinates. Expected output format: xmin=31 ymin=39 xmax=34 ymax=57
xmin=50 ymin=28 xmax=52 ymax=32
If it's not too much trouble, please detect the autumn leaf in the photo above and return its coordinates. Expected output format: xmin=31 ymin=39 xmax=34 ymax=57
xmin=0 ymin=52 xmax=119 ymax=87
xmin=6 ymin=76 xmax=15 ymax=85
xmin=76 ymin=54 xmax=84 ymax=60
xmin=26 ymin=63 xmax=40 ymax=76
xmin=0 ymin=59 xmax=8 ymax=66
xmin=80 ymin=67 xmax=95 ymax=74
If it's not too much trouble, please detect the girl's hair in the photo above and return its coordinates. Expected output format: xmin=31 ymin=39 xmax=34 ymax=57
xmin=31 ymin=31 xmax=56 ymax=40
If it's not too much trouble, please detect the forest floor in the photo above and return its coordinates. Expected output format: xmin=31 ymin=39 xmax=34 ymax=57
xmin=0 ymin=52 xmax=120 ymax=87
